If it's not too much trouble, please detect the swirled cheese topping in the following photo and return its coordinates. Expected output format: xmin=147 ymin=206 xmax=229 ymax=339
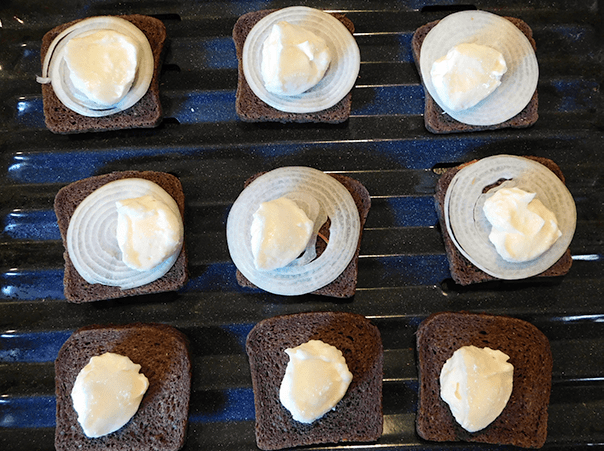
xmin=440 ymin=346 xmax=513 ymax=433
xmin=261 ymin=21 xmax=331 ymax=96
xmin=64 ymin=30 xmax=139 ymax=106
xmin=431 ymin=43 xmax=507 ymax=111
xmin=250 ymin=197 xmax=314 ymax=271
xmin=483 ymin=187 xmax=562 ymax=262
xmin=116 ymin=194 xmax=184 ymax=271
xmin=71 ymin=352 xmax=149 ymax=438
xmin=280 ymin=340 xmax=352 ymax=423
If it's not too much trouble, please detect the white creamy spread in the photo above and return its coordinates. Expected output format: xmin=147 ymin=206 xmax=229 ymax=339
xmin=116 ymin=194 xmax=184 ymax=271
xmin=261 ymin=21 xmax=331 ymax=96
xmin=430 ymin=43 xmax=507 ymax=111
xmin=483 ymin=187 xmax=562 ymax=262
xmin=71 ymin=352 xmax=149 ymax=438
xmin=440 ymin=345 xmax=513 ymax=433
xmin=250 ymin=197 xmax=314 ymax=271
xmin=64 ymin=30 xmax=139 ymax=106
xmin=279 ymin=340 xmax=352 ymax=423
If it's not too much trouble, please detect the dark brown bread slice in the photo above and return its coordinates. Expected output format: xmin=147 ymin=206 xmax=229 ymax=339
xmin=434 ymin=156 xmax=572 ymax=285
xmin=54 ymin=170 xmax=188 ymax=303
xmin=236 ymin=173 xmax=371 ymax=297
xmin=246 ymin=311 xmax=383 ymax=450
xmin=233 ymin=10 xmax=355 ymax=123
xmin=412 ymin=17 xmax=538 ymax=134
xmin=55 ymin=323 xmax=191 ymax=451
xmin=41 ymin=15 xmax=166 ymax=134
xmin=416 ymin=311 xmax=552 ymax=448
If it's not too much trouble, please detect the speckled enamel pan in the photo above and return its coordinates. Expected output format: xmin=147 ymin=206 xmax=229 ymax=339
xmin=242 ymin=6 xmax=360 ymax=114
xmin=444 ymin=155 xmax=576 ymax=279
xmin=420 ymin=10 xmax=538 ymax=126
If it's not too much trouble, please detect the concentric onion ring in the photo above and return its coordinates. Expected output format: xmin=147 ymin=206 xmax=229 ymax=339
xmin=242 ymin=6 xmax=360 ymax=113
xmin=226 ymin=167 xmax=360 ymax=296
xmin=419 ymin=10 xmax=538 ymax=126
xmin=37 ymin=16 xmax=154 ymax=117
xmin=66 ymin=178 xmax=183 ymax=289
xmin=444 ymin=155 xmax=576 ymax=280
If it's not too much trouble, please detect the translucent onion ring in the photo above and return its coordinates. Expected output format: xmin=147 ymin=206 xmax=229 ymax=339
xmin=37 ymin=16 xmax=154 ymax=117
xmin=66 ymin=178 xmax=183 ymax=290
xmin=444 ymin=155 xmax=576 ymax=280
xmin=419 ymin=10 xmax=538 ymax=126
xmin=242 ymin=6 xmax=360 ymax=113
xmin=226 ymin=167 xmax=360 ymax=296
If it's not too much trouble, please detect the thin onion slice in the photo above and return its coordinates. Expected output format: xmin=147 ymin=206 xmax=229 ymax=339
xmin=66 ymin=178 xmax=183 ymax=290
xmin=242 ymin=6 xmax=360 ymax=113
xmin=37 ymin=16 xmax=154 ymax=117
xmin=419 ymin=10 xmax=538 ymax=126
xmin=226 ymin=167 xmax=360 ymax=296
xmin=444 ymin=155 xmax=576 ymax=280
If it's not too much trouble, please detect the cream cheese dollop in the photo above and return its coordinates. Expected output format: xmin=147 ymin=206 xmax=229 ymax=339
xmin=261 ymin=21 xmax=331 ymax=96
xmin=64 ymin=29 xmax=139 ymax=106
xmin=71 ymin=352 xmax=149 ymax=438
xmin=430 ymin=43 xmax=507 ymax=111
xmin=116 ymin=194 xmax=184 ymax=271
xmin=483 ymin=187 xmax=562 ymax=262
xmin=440 ymin=346 xmax=513 ymax=433
xmin=280 ymin=340 xmax=352 ymax=423
xmin=250 ymin=197 xmax=314 ymax=271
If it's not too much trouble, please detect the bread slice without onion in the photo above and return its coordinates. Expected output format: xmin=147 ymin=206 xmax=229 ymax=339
xmin=233 ymin=10 xmax=355 ymax=123
xmin=412 ymin=17 xmax=538 ymax=134
xmin=54 ymin=171 xmax=187 ymax=303
xmin=246 ymin=311 xmax=383 ymax=450
xmin=40 ymin=15 xmax=166 ymax=134
xmin=235 ymin=173 xmax=371 ymax=297
xmin=416 ymin=311 xmax=552 ymax=448
xmin=434 ymin=156 xmax=572 ymax=285
xmin=55 ymin=323 xmax=191 ymax=451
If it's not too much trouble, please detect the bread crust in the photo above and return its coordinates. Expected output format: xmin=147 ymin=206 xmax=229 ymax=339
xmin=235 ymin=173 xmax=371 ymax=297
xmin=416 ymin=311 xmax=552 ymax=448
xmin=434 ymin=156 xmax=572 ymax=285
xmin=55 ymin=323 xmax=191 ymax=451
xmin=54 ymin=171 xmax=188 ymax=302
xmin=40 ymin=15 xmax=166 ymax=134
xmin=412 ymin=16 xmax=538 ymax=134
xmin=246 ymin=312 xmax=383 ymax=450
xmin=233 ymin=10 xmax=355 ymax=123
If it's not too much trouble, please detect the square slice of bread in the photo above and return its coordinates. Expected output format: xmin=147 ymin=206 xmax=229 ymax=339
xmin=412 ymin=16 xmax=538 ymax=134
xmin=434 ymin=156 xmax=572 ymax=285
xmin=233 ymin=10 xmax=355 ymax=123
xmin=235 ymin=173 xmax=371 ymax=297
xmin=55 ymin=323 xmax=191 ymax=451
xmin=416 ymin=311 xmax=552 ymax=448
xmin=246 ymin=311 xmax=383 ymax=450
xmin=41 ymin=14 xmax=166 ymax=134
xmin=54 ymin=170 xmax=187 ymax=303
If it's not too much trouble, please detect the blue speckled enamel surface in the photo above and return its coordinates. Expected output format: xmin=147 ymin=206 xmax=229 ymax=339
xmin=0 ymin=0 xmax=603 ymax=450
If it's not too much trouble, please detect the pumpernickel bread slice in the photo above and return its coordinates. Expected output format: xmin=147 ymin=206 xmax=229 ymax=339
xmin=233 ymin=10 xmax=354 ymax=123
xmin=235 ymin=173 xmax=371 ymax=297
xmin=412 ymin=16 xmax=538 ymax=134
xmin=54 ymin=170 xmax=187 ymax=303
xmin=416 ymin=311 xmax=552 ymax=448
xmin=55 ymin=323 xmax=191 ymax=451
xmin=40 ymin=15 xmax=166 ymax=134
xmin=246 ymin=311 xmax=383 ymax=450
xmin=434 ymin=156 xmax=572 ymax=285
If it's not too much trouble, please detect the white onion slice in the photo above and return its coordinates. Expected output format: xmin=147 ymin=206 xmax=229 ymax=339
xmin=444 ymin=155 xmax=576 ymax=280
xmin=38 ymin=16 xmax=154 ymax=117
xmin=419 ymin=10 xmax=538 ymax=126
xmin=242 ymin=6 xmax=360 ymax=113
xmin=227 ymin=167 xmax=360 ymax=296
xmin=66 ymin=178 xmax=183 ymax=290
